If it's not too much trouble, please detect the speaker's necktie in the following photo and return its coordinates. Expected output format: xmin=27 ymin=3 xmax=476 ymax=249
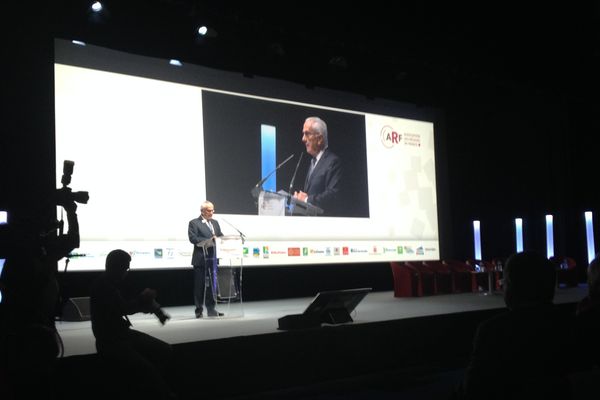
xmin=306 ymin=157 xmax=316 ymax=182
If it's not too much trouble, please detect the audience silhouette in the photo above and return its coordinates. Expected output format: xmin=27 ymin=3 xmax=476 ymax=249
xmin=575 ymin=256 xmax=600 ymax=367
xmin=456 ymin=251 xmax=581 ymax=399
xmin=90 ymin=249 xmax=175 ymax=400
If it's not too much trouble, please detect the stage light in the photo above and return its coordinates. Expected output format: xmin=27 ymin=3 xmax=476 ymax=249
xmin=545 ymin=214 xmax=554 ymax=258
xmin=515 ymin=218 xmax=523 ymax=252
xmin=169 ymin=59 xmax=183 ymax=66
xmin=473 ymin=220 xmax=482 ymax=261
xmin=71 ymin=40 xmax=86 ymax=46
xmin=195 ymin=24 xmax=218 ymax=39
xmin=91 ymin=1 xmax=103 ymax=13
xmin=0 ymin=211 xmax=5 ymax=303
xmin=0 ymin=259 xmax=4 ymax=303
xmin=585 ymin=211 xmax=596 ymax=264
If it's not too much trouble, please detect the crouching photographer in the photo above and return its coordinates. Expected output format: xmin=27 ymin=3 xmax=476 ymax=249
xmin=89 ymin=249 xmax=175 ymax=400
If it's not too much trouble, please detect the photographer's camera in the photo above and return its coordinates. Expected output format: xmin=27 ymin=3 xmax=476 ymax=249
xmin=56 ymin=160 xmax=89 ymax=207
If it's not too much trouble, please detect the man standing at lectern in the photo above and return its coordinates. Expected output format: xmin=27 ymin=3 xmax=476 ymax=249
xmin=293 ymin=116 xmax=342 ymax=215
xmin=188 ymin=201 xmax=224 ymax=318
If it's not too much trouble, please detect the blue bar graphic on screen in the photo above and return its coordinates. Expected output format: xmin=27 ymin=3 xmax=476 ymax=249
xmin=261 ymin=124 xmax=276 ymax=192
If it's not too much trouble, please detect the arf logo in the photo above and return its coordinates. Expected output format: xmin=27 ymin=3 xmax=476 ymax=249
xmin=380 ymin=125 xmax=401 ymax=148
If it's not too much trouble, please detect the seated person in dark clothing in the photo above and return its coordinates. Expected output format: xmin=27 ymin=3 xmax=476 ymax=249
xmin=458 ymin=251 xmax=581 ymax=399
xmin=90 ymin=249 xmax=174 ymax=399
xmin=576 ymin=256 xmax=600 ymax=366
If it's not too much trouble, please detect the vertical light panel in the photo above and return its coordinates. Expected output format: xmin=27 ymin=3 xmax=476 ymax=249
xmin=261 ymin=124 xmax=276 ymax=192
xmin=0 ymin=259 xmax=4 ymax=302
xmin=515 ymin=218 xmax=523 ymax=252
xmin=473 ymin=220 xmax=482 ymax=260
xmin=585 ymin=211 xmax=596 ymax=264
xmin=0 ymin=210 xmax=5 ymax=302
xmin=545 ymin=214 xmax=554 ymax=259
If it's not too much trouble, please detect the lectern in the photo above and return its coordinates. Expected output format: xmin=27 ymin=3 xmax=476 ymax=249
xmin=255 ymin=189 xmax=323 ymax=216
xmin=216 ymin=234 xmax=244 ymax=317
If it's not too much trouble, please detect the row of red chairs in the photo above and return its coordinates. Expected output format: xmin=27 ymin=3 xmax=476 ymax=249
xmin=389 ymin=260 xmax=502 ymax=297
xmin=390 ymin=255 xmax=580 ymax=297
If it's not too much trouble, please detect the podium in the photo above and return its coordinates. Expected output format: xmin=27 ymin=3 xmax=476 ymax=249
xmin=216 ymin=235 xmax=244 ymax=316
xmin=255 ymin=189 xmax=323 ymax=216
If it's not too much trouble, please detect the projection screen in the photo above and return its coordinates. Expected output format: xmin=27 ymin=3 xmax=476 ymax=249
xmin=54 ymin=39 xmax=441 ymax=270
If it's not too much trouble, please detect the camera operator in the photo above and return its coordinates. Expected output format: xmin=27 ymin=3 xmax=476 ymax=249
xmin=0 ymin=160 xmax=87 ymax=398
xmin=89 ymin=249 xmax=175 ymax=399
xmin=0 ymin=194 xmax=81 ymax=399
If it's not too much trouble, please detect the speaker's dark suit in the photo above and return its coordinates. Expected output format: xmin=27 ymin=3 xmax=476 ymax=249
xmin=188 ymin=217 xmax=223 ymax=316
xmin=304 ymin=148 xmax=342 ymax=215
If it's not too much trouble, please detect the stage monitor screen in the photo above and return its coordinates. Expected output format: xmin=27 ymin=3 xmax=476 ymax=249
xmin=303 ymin=287 xmax=372 ymax=320
xmin=54 ymin=39 xmax=441 ymax=270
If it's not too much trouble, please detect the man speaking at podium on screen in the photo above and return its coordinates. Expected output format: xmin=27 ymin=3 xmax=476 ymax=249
xmin=293 ymin=116 xmax=342 ymax=216
xmin=188 ymin=201 xmax=224 ymax=318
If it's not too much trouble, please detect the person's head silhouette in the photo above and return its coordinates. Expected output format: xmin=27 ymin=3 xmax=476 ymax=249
xmin=105 ymin=249 xmax=131 ymax=282
xmin=503 ymin=251 xmax=556 ymax=310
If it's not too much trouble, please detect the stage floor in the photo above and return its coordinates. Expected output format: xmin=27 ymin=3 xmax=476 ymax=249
xmin=56 ymin=285 xmax=587 ymax=358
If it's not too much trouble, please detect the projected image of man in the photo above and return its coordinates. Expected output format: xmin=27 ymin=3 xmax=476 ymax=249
xmin=293 ymin=117 xmax=342 ymax=215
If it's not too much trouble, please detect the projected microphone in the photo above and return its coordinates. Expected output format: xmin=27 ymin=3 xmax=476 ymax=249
xmin=287 ymin=152 xmax=304 ymax=204
xmin=250 ymin=154 xmax=294 ymax=199
xmin=221 ymin=218 xmax=247 ymax=244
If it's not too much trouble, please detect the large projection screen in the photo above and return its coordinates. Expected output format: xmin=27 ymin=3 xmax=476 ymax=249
xmin=54 ymin=39 xmax=441 ymax=270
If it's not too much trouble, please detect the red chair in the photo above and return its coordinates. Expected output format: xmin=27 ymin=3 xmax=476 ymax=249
xmin=389 ymin=261 xmax=435 ymax=297
xmin=422 ymin=260 xmax=454 ymax=294
xmin=405 ymin=261 xmax=436 ymax=296
xmin=466 ymin=259 xmax=501 ymax=292
xmin=550 ymin=256 xmax=579 ymax=287
xmin=441 ymin=259 xmax=474 ymax=293
xmin=390 ymin=262 xmax=419 ymax=297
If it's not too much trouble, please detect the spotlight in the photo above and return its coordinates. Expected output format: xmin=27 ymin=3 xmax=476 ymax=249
xmin=195 ymin=24 xmax=218 ymax=39
xmin=169 ymin=59 xmax=183 ymax=66
xmin=91 ymin=1 xmax=103 ymax=13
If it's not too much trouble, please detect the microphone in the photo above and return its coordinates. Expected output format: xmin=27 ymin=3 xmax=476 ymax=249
xmin=251 ymin=154 xmax=294 ymax=199
xmin=221 ymin=218 xmax=247 ymax=244
xmin=288 ymin=152 xmax=304 ymax=204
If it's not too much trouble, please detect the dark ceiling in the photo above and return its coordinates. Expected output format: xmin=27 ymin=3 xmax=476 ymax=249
xmin=43 ymin=1 xmax=600 ymax=106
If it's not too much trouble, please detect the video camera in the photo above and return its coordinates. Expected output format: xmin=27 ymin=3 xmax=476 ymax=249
xmin=56 ymin=160 xmax=89 ymax=207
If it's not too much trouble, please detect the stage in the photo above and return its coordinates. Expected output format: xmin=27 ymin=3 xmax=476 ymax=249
xmin=57 ymin=287 xmax=586 ymax=357
xmin=55 ymin=286 xmax=587 ymax=399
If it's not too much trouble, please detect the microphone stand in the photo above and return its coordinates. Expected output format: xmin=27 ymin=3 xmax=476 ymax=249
xmin=221 ymin=218 xmax=247 ymax=244
xmin=287 ymin=152 xmax=304 ymax=207
xmin=251 ymin=154 xmax=294 ymax=199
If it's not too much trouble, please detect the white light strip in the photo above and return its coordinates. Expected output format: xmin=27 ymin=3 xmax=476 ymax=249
xmin=515 ymin=218 xmax=523 ymax=252
xmin=71 ymin=40 xmax=86 ymax=46
xmin=473 ymin=220 xmax=482 ymax=260
xmin=545 ymin=214 xmax=554 ymax=258
xmin=585 ymin=211 xmax=596 ymax=264
xmin=0 ymin=211 xmax=6 ymax=224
